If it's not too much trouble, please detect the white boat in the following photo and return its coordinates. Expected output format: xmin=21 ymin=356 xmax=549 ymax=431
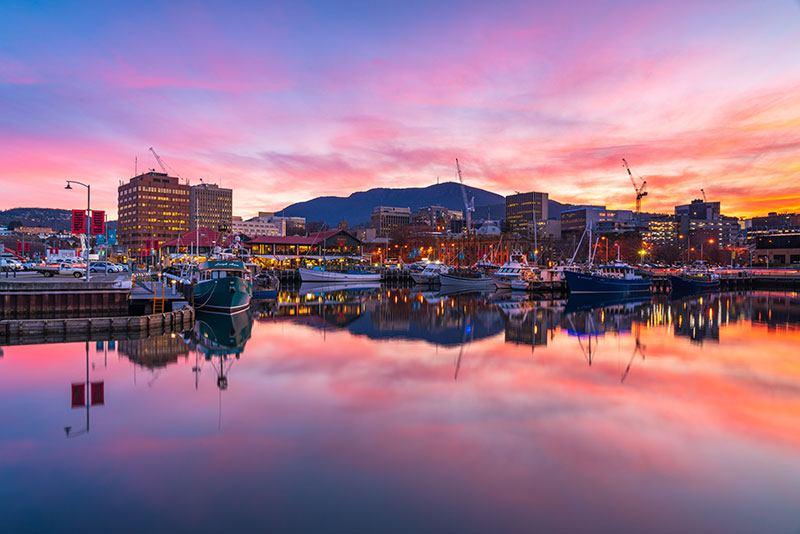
xmin=492 ymin=250 xmax=538 ymax=289
xmin=439 ymin=269 xmax=494 ymax=289
xmin=416 ymin=263 xmax=451 ymax=285
xmin=299 ymin=266 xmax=381 ymax=283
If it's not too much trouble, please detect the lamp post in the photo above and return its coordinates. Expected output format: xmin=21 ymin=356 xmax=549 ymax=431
xmin=65 ymin=180 xmax=90 ymax=282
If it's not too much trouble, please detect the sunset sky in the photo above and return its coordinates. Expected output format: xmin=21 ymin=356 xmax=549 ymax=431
xmin=1 ymin=1 xmax=799 ymax=219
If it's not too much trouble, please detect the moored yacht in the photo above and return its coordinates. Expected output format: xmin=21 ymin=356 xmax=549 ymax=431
xmin=416 ymin=262 xmax=451 ymax=285
xmin=299 ymin=265 xmax=381 ymax=283
xmin=492 ymin=250 xmax=537 ymax=289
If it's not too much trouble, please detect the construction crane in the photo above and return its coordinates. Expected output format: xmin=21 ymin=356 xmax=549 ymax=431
xmin=701 ymin=188 xmax=706 ymax=202
xmin=149 ymin=147 xmax=168 ymax=174
xmin=622 ymin=158 xmax=647 ymax=213
xmin=455 ymin=158 xmax=474 ymax=233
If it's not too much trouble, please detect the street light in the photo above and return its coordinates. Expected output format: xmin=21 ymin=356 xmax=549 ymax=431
xmin=65 ymin=180 xmax=90 ymax=282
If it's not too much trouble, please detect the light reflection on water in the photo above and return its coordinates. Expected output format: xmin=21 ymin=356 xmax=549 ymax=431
xmin=2 ymin=289 xmax=800 ymax=533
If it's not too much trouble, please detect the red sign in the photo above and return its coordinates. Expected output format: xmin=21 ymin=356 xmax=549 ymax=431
xmin=71 ymin=209 xmax=86 ymax=234
xmin=90 ymin=381 xmax=104 ymax=406
xmin=16 ymin=242 xmax=29 ymax=253
xmin=90 ymin=210 xmax=105 ymax=235
xmin=143 ymin=240 xmax=151 ymax=257
xmin=71 ymin=383 xmax=85 ymax=408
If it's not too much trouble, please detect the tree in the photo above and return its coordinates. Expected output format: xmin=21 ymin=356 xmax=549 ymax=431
xmin=7 ymin=220 xmax=23 ymax=231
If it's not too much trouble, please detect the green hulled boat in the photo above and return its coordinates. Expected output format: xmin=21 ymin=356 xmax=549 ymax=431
xmin=190 ymin=260 xmax=252 ymax=314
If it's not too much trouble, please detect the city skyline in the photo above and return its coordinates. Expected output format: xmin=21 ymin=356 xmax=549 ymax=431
xmin=2 ymin=1 xmax=799 ymax=219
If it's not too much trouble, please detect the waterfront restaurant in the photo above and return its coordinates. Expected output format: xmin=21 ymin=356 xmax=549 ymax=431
xmin=246 ymin=229 xmax=363 ymax=266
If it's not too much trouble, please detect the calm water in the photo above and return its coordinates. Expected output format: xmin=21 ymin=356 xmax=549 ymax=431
xmin=2 ymin=289 xmax=800 ymax=533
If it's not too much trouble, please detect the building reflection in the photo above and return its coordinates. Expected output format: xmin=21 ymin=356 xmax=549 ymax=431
xmin=117 ymin=333 xmax=192 ymax=369
xmin=254 ymin=286 xmax=505 ymax=346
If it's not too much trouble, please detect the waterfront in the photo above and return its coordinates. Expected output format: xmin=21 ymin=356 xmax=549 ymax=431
xmin=2 ymin=290 xmax=800 ymax=532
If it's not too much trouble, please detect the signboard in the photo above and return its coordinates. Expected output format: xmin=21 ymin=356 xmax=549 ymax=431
xmin=16 ymin=242 xmax=30 ymax=253
xmin=90 ymin=210 xmax=105 ymax=235
xmin=71 ymin=210 xmax=86 ymax=234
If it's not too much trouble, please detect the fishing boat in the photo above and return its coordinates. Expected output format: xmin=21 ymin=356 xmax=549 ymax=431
xmin=564 ymin=261 xmax=651 ymax=295
xmin=299 ymin=265 xmax=381 ymax=283
xmin=190 ymin=260 xmax=253 ymax=313
xmin=439 ymin=268 xmax=495 ymax=289
xmin=416 ymin=262 xmax=451 ymax=285
xmin=670 ymin=269 xmax=720 ymax=294
xmin=492 ymin=250 xmax=537 ymax=289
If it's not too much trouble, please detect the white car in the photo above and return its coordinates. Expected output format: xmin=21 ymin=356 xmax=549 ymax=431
xmin=1 ymin=258 xmax=23 ymax=271
xmin=89 ymin=262 xmax=122 ymax=273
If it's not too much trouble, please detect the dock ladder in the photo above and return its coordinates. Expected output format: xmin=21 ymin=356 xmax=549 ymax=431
xmin=152 ymin=280 xmax=166 ymax=314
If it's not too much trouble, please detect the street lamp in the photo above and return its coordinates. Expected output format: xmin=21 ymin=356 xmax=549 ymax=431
xmin=65 ymin=180 xmax=90 ymax=282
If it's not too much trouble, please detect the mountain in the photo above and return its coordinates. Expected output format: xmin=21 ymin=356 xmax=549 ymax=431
xmin=0 ymin=208 xmax=73 ymax=231
xmin=0 ymin=208 xmax=117 ymax=232
xmin=279 ymin=182 xmax=505 ymax=226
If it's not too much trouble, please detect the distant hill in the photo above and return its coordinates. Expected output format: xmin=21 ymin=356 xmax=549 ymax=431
xmin=279 ymin=182 xmax=505 ymax=226
xmin=0 ymin=208 xmax=117 ymax=232
xmin=0 ymin=208 xmax=72 ymax=231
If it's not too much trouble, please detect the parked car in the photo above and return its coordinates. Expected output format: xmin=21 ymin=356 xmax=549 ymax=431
xmin=1 ymin=258 xmax=23 ymax=271
xmin=89 ymin=261 xmax=121 ymax=273
xmin=113 ymin=263 xmax=130 ymax=272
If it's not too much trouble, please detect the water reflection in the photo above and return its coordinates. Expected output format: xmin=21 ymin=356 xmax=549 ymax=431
xmin=3 ymin=289 xmax=800 ymax=532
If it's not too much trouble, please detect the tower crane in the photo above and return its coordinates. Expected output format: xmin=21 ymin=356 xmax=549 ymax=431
xmin=148 ymin=147 xmax=185 ymax=181
xmin=149 ymin=147 xmax=168 ymax=174
xmin=622 ymin=158 xmax=647 ymax=213
xmin=701 ymin=188 xmax=706 ymax=202
xmin=455 ymin=158 xmax=474 ymax=233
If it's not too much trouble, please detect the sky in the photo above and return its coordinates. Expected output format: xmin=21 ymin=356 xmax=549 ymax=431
xmin=1 ymin=0 xmax=799 ymax=219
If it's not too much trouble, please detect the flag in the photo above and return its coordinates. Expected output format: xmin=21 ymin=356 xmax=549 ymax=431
xmin=90 ymin=210 xmax=105 ymax=235
xmin=71 ymin=209 xmax=86 ymax=234
xmin=90 ymin=381 xmax=104 ymax=406
xmin=71 ymin=383 xmax=85 ymax=408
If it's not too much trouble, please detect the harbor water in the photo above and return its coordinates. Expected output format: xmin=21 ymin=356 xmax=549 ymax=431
xmin=2 ymin=289 xmax=800 ymax=532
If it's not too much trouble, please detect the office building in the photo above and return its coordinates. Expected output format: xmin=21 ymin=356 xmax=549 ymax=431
xmin=371 ymin=206 xmax=411 ymax=238
xmin=505 ymin=192 xmax=549 ymax=235
xmin=190 ymin=183 xmax=232 ymax=233
xmin=674 ymin=199 xmax=738 ymax=247
xmin=560 ymin=206 xmax=634 ymax=236
xmin=117 ymin=171 xmax=189 ymax=258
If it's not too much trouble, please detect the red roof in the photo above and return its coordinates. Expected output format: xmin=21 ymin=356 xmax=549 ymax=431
xmin=245 ymin=229 xmax=357 ymax=247
xmin=160 ymin=227 xmax=223 ymax=248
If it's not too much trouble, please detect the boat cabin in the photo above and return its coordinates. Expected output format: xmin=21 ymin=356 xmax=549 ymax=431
xmin=194 ymin=260 xmax=251 ymax=282
xmin=597 ymin=264 xmax=639 ymax=280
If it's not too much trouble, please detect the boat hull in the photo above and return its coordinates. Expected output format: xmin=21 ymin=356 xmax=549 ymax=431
xmin=299 ymin=267 xmax=381 ymax=283
xmin=669 ymin=274 xmax=719 ymax=294
xmin=439 ymin=273 xmax=494 ymax=289
xmin=193 ymin=275 xmax=252 ymax=313
xmin=564 ymin=270 xmax=651 ymax=295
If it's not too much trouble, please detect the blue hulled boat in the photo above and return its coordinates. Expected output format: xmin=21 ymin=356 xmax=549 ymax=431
xmin=564 ymin=262 xmax=651 ymax=295
xmin=669 ymin=270 xmax=720 ymax=294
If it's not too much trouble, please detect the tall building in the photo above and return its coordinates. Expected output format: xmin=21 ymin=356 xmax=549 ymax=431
xmin=117 ymin=172 xmax=190 ymax=258
xmin=371 ymin=206 xmax=411 ymax=238
xmin=190 ymin=183 xmax=232 ymax=233
xmin=505 ymin=192 xmax=549 ymax=235
xmin=674 ymin=199 xmax=738 ymax=247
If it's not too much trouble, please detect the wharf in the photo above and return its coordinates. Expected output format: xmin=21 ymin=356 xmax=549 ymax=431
xmin=0 ymin=273 xmax=132 ymax=320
